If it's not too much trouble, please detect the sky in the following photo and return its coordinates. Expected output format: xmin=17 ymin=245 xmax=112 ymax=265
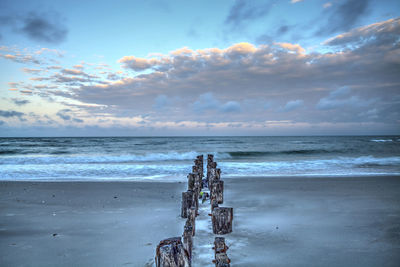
xmin=0 ymin=0 xmax=399 ymax=136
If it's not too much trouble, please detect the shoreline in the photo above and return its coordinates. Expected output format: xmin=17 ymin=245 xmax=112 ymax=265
xmin=1 ymin=174 xmax=399 ymax=183
xmin=1 ymin=176 xmax=400 ymax=266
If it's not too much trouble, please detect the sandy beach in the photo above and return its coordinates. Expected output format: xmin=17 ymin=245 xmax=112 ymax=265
xmin=1 ymin=176 xmax=400 ymax=267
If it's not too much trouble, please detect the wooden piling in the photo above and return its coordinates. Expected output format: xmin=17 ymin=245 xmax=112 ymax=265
xmin=208 ymin=162 xmax=218 ymax=188
xmin=183 ymin=224 xmax=193 ymax=261
xmin=187 ymin=173 xmax=195 ymax=191
xmin=206 ymin=154 xmax=214 ymax=185
xmin=212 ymin=207 xmax=233 ymax=235
xmin=196 ymin=155 xmax=204 ymax=178
xmin=187 ymin=207 xmax=196 ymax=236
xmin=211 ymin=197 xmax=219 ymax=211
xmin=181 ymin=190 xmax=193 ymax=218
xmin=215 ymin=168 xmax=221 ymax=180
xmin=213 ymin=237 xmax=228 ymax=256
xmin=155 ymin=237 xmax=190 ymax=267
xmin=213 ymin=237 xmax=230 ymax=267
xmin=214 ymin=253 xmax=230 ymax=267
xmin=211 ymin=180 xmax=224 ymax=204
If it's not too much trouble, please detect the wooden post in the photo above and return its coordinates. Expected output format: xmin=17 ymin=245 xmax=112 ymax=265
xmin=213 ymin=237 xmax=230 ymax=266
xmin=196 ymin=155 xmax=204 ymax=178
xmin=192 ymin=188 xmax=199 ymax=216
xmin=213 ymin=237 xmax=228 ymax=257
xmin=211 ymin=197 xmax=219 ymax=211
xmin=212 ymin=207 xmax=233 ymax=235
xmin=181 ymin=190 xmax=193 ymax=218
xmin=155 ymin=237 xmax=190 ymax=267
xmin=183 ymin=224 xmax=193 ymax=261
xmin=187 ymin=207 xmax=196 ymax=236
xmin=207 ymin=154 xmax=214 ymax=186
xmin=211 ymin=180 xmax=224 ymax=204
xmin=214 ymin=253 xmax=230 ymax=267
xmin=216 ymin=168 xmax=221 ymax=180
xmin=187 ymin=173 xmax=195 ymax=191
xmin=208 ymin=162 xmax=217 ymax=189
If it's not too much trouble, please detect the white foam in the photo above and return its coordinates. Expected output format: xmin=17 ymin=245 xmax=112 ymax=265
xmin=371 ymin=139 xmax=393 ymax=142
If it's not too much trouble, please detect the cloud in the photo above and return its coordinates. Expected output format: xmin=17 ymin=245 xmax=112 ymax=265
xmin=0 ymin=12 xmax=67 ymax=44
xmin=225 ymin=0 xmax=272 ymax=29
xmin=193 ymin=93 xmax=241 ymax=114
xmin=153 ymin=94 xmax=169 ymax=110
xmin=61 ymin=69 xmax=84 ymax=75
xmin=315 ymin=0 xmax=370 ymax=36
xmin=0 ymin=110 xmax=25 ymax=118
xmin=0 ymin=53 xmax=41 ymax=64
xmin=73 ymin=118 xmax=84 ymax=123
xmin=0 ymin=46 xmax=63 ymax=67
xmin=14 ymin=18 xmax=400 ymax=133
xmin=324 ymin=17 xmax=400 ymax=47
xmin=221 ymin=101 xmax=241 ymax=112
xmin=193 ymin=93 xmax=220 ymax=112
xmin=55 ymin=109 xmax=84 ymax=123
xmin=56 ymin=109 xmax=72 ymax=121
xmin=316 ymin=86 xmax=374 ymax=110
xmin=11 ymin=98 xmax=30 ymax=106
xmin=275 ymin=42 xmax=305 ymax=54
xmin=291 ymin=0 xmax=304 ymax=3
xmin=283 ymin=99 xmax=304 ymax=111
xmin=22 ymin=67 xmax=42 ymax=74
xmin=20 ymin=12 xmax=67 ymax=44
xmin=118 ymin=56 xmax=160 ymax=71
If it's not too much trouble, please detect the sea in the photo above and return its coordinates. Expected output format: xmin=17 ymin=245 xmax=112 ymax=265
xmin=0 ymin=136 xmax=399 ymax=181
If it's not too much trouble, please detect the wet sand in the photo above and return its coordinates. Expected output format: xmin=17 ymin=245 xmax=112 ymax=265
xmin=1 ymin=176 xmax=400 ymax=266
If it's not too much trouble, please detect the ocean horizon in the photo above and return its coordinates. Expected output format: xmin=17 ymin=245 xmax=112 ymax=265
xmin=1 ymin=135 xmax=399 ymax=181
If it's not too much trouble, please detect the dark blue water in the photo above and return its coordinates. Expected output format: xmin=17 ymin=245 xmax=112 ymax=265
xmin=0 ymin=136 xmax=399 ymax=181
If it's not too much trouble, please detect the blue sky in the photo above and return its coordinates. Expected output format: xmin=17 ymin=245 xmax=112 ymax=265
xmin=0 ymin=0 xmax=399 ymax=136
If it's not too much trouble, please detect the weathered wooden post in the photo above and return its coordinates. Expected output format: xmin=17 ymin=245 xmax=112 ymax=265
xmin=213 ymin=237 xmax=230 ymax=266
xmin=194 ymin=160 xmax=203 ymax=190
xmin=207 ymin=154 xmax=214 ymax=186
xmin=187 ymin=207 xmax=196 ymax=236
xmin=196 ymin=155 xmax=204 ymax=178
xmin=215 ymin=168 xmax=221 ymax=180
xmin=213 ymin=237 xmax=229 ymax=257
xmin=214 ymin=252 xmax=230 ymax=267
xmin=212 ymin=207 xmax=233 ymax=235
xmin=192 ymin=165 xmax=198 ymax=174
xmin=211 ymin=180 xmax=224 ymax=204
xmin=211 ymin=197 xmax=219 ymax=211
xmin=181 ymin=190 xmax=194 ymax=218
xmin=187 ymin=173 xmax=195 ymax=191
xmin=188 ymin=172 xmax=199 ymax=216
xmin=183 ymin=224 xmax=193 ymax=261
xmin=155 ymin=237 xmax=190 ymax=267
xmin=208 ymin=162 xmax=217 ymax=188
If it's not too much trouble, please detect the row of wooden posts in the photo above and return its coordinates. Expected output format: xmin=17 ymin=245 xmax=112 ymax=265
xmin=155 ymin=154 xmax=233 ymax=267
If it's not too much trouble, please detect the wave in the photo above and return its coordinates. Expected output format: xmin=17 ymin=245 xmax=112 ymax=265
xmin=0 ymin=150 xmax=20 ymax=155
xmin=0 ymin=151 xmax=203 ymax=165
xmin=217 ymin=156 xmax=400 ymax=176
xmin=370 ymin=139 xmax=393 ymax=142
xmin=1 ymin=155 xmax=399 ymax=181
xmin=227 ymin=149 xmax=336 ymax=158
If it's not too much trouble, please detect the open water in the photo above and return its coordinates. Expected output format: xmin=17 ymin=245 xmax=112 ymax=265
xmin=0 ymin=136 xmax=399 ymax=181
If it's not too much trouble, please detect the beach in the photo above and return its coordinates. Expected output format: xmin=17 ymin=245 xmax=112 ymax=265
xmin=1 ymin=176 xmax=400 ymax=266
